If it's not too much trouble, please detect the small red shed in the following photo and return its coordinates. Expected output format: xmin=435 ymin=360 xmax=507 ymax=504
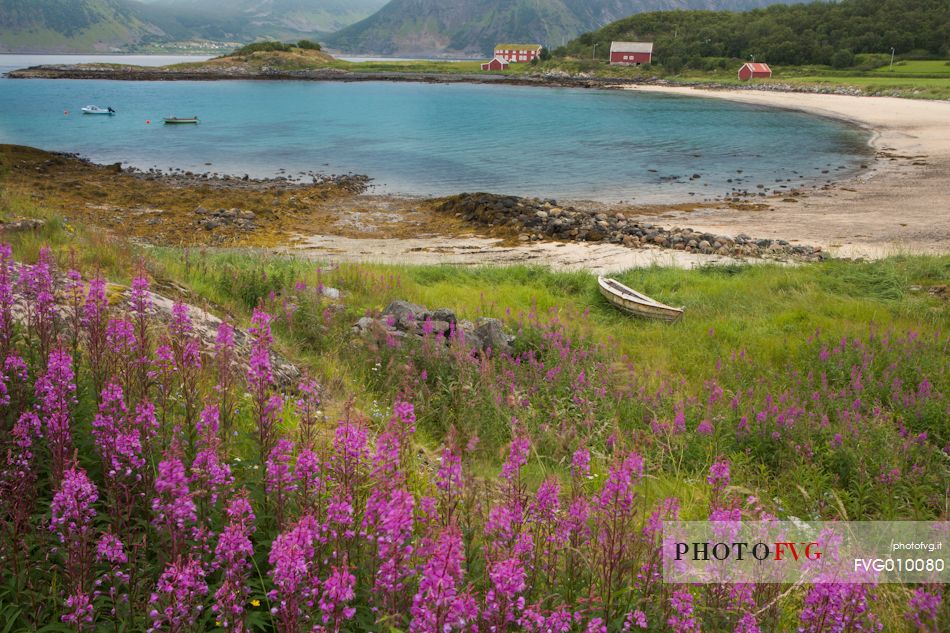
xmin=738 ymin=62 xmax=772 ymax=81
xmin=481 ymin=57 xmax=510 ymax=71
xmin=609 ymin=42 xmax=654 ymax=66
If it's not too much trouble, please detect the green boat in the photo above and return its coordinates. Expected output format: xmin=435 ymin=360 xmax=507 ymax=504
xmin=164 ymin=117 xmax=199 ymax=125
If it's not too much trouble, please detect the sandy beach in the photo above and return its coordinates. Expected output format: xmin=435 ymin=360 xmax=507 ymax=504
xmin=290 ymin=87 xmax=950 ymax=269
xmin=620 ymin=86 xmax=950 ymax=257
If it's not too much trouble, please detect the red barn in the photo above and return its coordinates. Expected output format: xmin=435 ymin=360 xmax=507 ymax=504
xmin=738 ymin=62 xmax=772 ymax=81
xmin=494 ymin=44 xmax=542 ymax=64
xmin=481 ymin=57 xmax=510 ymax=71
xmin=610 ymin=42 xmax=653 ymax=66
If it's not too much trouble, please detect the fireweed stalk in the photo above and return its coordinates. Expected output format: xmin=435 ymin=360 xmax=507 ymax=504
xmin=50 ymin=467 xmax=99 ymax=630
xmin=37 ymin=348 xmax=78 ymax=486
xmin=212 ymin=494 xmax=256 ymax=632
xmin=213 ymin=322 xmax=238 ymax=442
xmin=248 ymin=308 xmax=282 ymax=478
xmin=82 ymin=276 xmax=110 ymax=401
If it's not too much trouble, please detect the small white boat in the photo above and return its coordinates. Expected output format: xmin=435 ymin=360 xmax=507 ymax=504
xmin=81 ymin=105 xmax=116 ymax=115
xmin=598 ymin=277 xmax=684 ymax=322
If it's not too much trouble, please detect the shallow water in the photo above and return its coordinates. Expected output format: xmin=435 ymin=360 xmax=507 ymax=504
xmin=0 ymin=64 xmax=870 ymax=203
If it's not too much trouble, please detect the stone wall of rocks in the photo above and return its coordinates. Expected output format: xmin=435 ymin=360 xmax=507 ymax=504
xmin=353 ymin=300 xmax=514 ymax=355
xmin=435 ymin=193 xmax=826 ymax=261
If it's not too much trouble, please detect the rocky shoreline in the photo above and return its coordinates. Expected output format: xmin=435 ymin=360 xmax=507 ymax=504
xmin=3 ymin=64 xmax=902 ymax=97
xmin=436 ymin=193 xmax=827 ymax=261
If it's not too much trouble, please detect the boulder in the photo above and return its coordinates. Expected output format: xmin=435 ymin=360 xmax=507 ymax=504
xmin=473 ymin=318 xmax=514 ymax=354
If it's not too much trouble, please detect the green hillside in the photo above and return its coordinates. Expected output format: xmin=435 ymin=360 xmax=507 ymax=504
xmin=557 ymin=0 xmax=950 ymax=66
xmin=0 ymin=0 xmax=156 ymax=53
xmin=326 ymin=0 xmax=809 ymax=57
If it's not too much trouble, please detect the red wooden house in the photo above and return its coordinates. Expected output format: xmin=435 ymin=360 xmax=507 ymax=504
xmin=738 ymin=62 xmax=772 ymax=81
xmin=609 ymin=42 xmax=654 ymax=66
xmin=481 ymin=57 xmax=510 ymax=71
xmin=494 ymin=44 xmax=542 ymax=64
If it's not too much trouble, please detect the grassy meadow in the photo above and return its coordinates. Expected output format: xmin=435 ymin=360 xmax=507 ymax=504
xmin=1 ymin=195 xmax=947 ymax=630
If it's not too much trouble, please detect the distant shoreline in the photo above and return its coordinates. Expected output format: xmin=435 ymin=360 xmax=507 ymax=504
xmin=615 ymin=85 xmax=950 ymax=257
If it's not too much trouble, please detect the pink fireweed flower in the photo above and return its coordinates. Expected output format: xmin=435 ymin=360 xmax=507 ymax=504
xmin=484 ymin=557 xmax=527 ymax=628
xmin=0 ymin=243 xmax=16 ymax=355
xmin=147 ymin=557 xmax=209 ymax=633
xmin=1 ymin=411 xmax=41 ymax=543
xmin=798 ymin=583 xmax=881 ymax=633
xmin=368 ymin=488 xmax=415 ymax=619
xmin=668 ymin=590 xmax=701 ymax=633
xmin=268 ymin=518 xmax=318 ymax=633
xmin=248 ymin=309 xmax=281 ymax=470
xmin=734 ymin=613 xmax=761 ymax=633
xmin=266 ymin=438 xmax=297 ymax=529
xmin=905 ymin=587 xmax=941 ymax=632
xmin=36 ymin=348 xmax=77 ymax=485
xmin=570 ymin=447 xmax=591 ymax=479
xmin=95 ymin=533 xmax=130 ymax=623
xmin=213 ymin=321 xmax=238 ymax=435
xmin=622 ymin=610 xmax=648 ymax=631
xmin=191 ymin=408 xmax=230 ymax=508
xmin=501 ymin=436 xmax=531 ymax=483
xmin=296 ymin=378 xmax=321 ymax=449
xmin=294 ymin=448 xmax=323 ymax=513
xmin=93 ymin=382 xmax=150 ymax=526
xmin=18 ymin=246 xmax=57 ymax=361
xmin=152 ymin=455 xmax=197 ymax=557
xmin=51 ymin=467 xmax=99 ymax=625
xmin=212 ymin=494 xmax=256 ymax=632
xmin=410 ymin=528 xmax=478 ymax=633
xmin=319 ymin=563 xmax=357 ymax=629
xmin=128 ymin=275 xmax=153 ymax=397
xmin=62 ymin=591 xmax=95 ymax=631
xmin=707 ymin=458 xmax=731 ymax=494
xmin=82 ymin=276 xmax=111 ymax=396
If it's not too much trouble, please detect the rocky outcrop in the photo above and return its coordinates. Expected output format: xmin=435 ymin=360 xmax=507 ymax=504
xmin=195 ymin=206 xmax=258 ymax=232
xmin=353 ymin=300 xmax=514 ymax=355
xmin=436 ymin=193 xmax=826 ymax=261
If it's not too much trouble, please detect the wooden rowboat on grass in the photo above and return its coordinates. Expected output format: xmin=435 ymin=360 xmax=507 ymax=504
xmin=598 ymin=277 xmax=684 ymax=322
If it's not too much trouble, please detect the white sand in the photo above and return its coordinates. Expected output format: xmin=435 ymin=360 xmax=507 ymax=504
xmin=291 ymin=233 xmax=739 ymax=274
xmin=619 ymin=86 xmax=950 ymax=257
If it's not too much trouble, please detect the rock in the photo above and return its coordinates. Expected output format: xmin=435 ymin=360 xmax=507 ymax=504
xmin=195 ymin=206 xmax=209 ymax=215
xmin=202 ymin=219 xmax=223 ymax=230
xmin=431 ymin=308 xmax=457 ymax=325
xmin=238 ymin=210 xmax=257 ymax=221
xmin=383 ymin=300 xmax=427 ymax=330
xmin=321 ymin=286 xmax=341 ymax=300
xmin=352 ymin=317 xmax=378 ymax=333
xmin=0 ymin=219 xmax=44 ymax=233
xmin=474 ymin=318 xmax=514 ymax=354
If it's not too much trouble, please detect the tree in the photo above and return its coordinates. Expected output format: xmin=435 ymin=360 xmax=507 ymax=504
xmin=831 ymin=48 xmax=855 ymax=69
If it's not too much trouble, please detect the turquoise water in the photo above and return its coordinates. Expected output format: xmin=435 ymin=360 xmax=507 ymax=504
xmin=0 ymin=70 xmax=870 ymax=202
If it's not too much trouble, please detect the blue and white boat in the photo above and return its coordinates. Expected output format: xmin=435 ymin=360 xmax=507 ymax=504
xmin=81 ymin=105 xmax=116 ymax=115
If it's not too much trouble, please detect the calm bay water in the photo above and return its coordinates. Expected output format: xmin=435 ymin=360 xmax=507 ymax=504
xmin=0 ymin=57 xmax=870 ymax=202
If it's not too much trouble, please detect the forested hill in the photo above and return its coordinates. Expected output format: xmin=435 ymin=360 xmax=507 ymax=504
xmin=557 ymin=0 xmax=950 ymax=66
xmin=325 ymin=0 xmax=811 ymax=58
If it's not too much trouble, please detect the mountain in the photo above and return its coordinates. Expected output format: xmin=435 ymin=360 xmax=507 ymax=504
xmin=325 ymin=0 xmax=811 ymax=58
xmin=0 ymin=0 xmax=388 ymax=53
xmin=138 ymin=1 xmax=388 ymax=39
xmin=0 ymin=0 xmax=161 ymax=53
